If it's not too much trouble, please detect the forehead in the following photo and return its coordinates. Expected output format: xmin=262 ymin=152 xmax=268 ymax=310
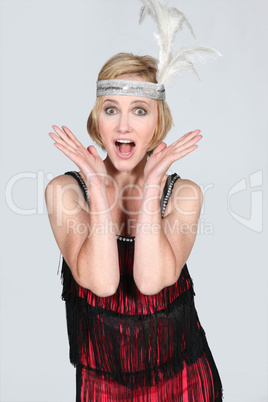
xmin=101 ymin=95 xmax=157 ymax=107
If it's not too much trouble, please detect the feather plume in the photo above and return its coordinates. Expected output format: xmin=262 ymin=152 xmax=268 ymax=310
xmin=160 ymin=45 xmax=221 ymax=83
xmin=139 ymin=0 xmax=221 ymax=85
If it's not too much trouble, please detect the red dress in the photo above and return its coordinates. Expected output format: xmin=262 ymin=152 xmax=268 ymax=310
xmin=61 ymin=171 xmax=223 ymax=401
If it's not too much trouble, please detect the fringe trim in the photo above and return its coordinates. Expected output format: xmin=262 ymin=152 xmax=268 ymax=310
xmin=61 ymin=256 xmax=194 ymax=316
xmin=60 ymin=257 xmax=223 ymax=392
xmin=62 ymin=271 xmax=223 ymax=398
xmin=76 ymin=353 xmax=223 ymax=401
xmin=61 ymin=273 xmax=220 ymax=392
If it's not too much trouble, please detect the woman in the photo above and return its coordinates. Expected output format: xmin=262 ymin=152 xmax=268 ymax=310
xmin=45 ymin=53 xmax=223 ymax=401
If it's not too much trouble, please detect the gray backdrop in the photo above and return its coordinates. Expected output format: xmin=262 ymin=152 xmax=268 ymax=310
xmin=0 ymin=1 xmax=267 ymax=401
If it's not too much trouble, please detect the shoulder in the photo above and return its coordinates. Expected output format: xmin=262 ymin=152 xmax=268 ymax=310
xmin=45 ymin=173 xmax=79 ymax=195
xmin=45 ymin=173 xmax=87 ymax=209
xmin=173 ymin=177 xmax=203 ymax=199
xmin=46 ymin=173 xmax=72 ymax=187
xmin=165 ymin=177 xmax=203 ymax=217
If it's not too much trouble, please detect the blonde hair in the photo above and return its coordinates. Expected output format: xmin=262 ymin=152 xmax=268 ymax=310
xmin=87 ymin=53 xmax=173 ymax=155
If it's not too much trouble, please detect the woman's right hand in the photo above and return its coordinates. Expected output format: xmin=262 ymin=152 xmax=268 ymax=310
xmin=49 ymin=125 xmax=107 ymax=188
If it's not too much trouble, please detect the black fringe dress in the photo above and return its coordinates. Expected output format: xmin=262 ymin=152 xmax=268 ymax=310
xmin=60 ymin=171 xmax=223 ymax=401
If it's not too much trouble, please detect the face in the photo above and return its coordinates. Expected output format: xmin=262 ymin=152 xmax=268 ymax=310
xmin=98 ymin=93 xmax=158 ymax=171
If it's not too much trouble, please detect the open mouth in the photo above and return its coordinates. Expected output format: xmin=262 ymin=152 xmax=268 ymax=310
xmin=115 ymin=140 xmax=136 ymax=156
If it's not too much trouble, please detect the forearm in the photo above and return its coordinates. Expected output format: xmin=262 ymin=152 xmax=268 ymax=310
xmin=133 ymin=182 xmax=176 ymax=295
xmin=77 ymin=185 xmax=119 ymax=297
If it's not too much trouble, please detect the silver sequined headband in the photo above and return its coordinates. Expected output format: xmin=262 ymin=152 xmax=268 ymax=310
xmin=96 ymin=1 xmax=220 ymax=100
xmin=96 ymin=79 xmax=165 ymax=100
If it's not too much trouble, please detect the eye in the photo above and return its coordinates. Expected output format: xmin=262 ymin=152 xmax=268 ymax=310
xmin=105 ymin=107 xmax=117 ymax=115
xmin=134 ymin=108 xmax=147 ymax=116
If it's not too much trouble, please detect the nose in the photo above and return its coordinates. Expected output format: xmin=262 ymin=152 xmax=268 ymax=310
xmin=117 ymin=113 xmax=131 ymax=133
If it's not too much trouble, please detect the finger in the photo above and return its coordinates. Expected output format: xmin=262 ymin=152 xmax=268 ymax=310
xmin=153 ymin=142 xmax=167 ymax=155
xmin=49 ymin=132 xmax=76 ymax=152
xmin=167 ymin=135 xmax=201 ymax=162
xmin=61 ymin=126 xmax=84 ymax=148
xmin=173 ymin=130 xmax=201 ymax=147
xmin=174 ymin=133 xmax=202 ymax=150
xmin=179 ymin=130 xmax=201 ymax=143
xmin=183 ymin=129 xmax=201 ymax=137
xmin=87 ymin=145 xmax=99 ymax=156
xmin=53 ymin=141 xmax=76 ymax=157
xmin=177 ymin=144 xmax=199 ymax=159
xmin=184 ymin=134 xmax=202 ymax=145
xmin=52 ymin=125 xmax=78 ymax=149
xmin=53 ymin=142 xmax=84 ymax=170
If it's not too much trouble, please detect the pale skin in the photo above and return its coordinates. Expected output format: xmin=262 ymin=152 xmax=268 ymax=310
xmin=45 ymin=83 xmax=203 ymax=297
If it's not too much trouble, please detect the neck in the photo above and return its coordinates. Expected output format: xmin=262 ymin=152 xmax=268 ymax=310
xmin=103 ymin=154 xmax=148 ymax=189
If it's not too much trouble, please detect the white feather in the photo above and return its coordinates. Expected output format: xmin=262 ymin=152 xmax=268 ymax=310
xmin=159 ymin=45 xmax=221 ymax=84
xmin=139 ymin=0 xmax=220 ymax=85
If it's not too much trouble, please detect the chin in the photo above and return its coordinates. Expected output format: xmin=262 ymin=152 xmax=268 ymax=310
xmin=107 ymin=150 xmax=147 ymax=172
xmin=113 ymin=160 xmax=137 ymax=172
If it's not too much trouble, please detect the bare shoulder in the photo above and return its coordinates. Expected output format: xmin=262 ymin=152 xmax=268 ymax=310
xmin=165 ymin=177 xmax=203 ymax=217
xmin=173 ymin=178 xmax=203 ymax=197
xmin=45 ymin=173 xmax=77 ymax=197
xmin=45 ymin=173 xmax=88 ymax=211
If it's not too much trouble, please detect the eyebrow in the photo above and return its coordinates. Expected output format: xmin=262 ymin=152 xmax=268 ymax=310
xmin=103 ymin=99 xmax=150 ymax=107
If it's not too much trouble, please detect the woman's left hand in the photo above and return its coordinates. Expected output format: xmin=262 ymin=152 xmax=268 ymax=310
xmin=144 ymin=129 xmax=202 ymax=184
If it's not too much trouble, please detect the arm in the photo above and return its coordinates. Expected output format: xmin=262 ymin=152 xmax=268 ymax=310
xmin=133 ymin=179 xmax=203 ymax=295
xmin=133 ymin=129 xmax=203 ymax=295
xmin=45 ymin=126 xmax=120 ymax=297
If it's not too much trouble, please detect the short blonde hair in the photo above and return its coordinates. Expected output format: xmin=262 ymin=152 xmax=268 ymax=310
xmin=87 ymin=53 xmax=173 ymax=155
